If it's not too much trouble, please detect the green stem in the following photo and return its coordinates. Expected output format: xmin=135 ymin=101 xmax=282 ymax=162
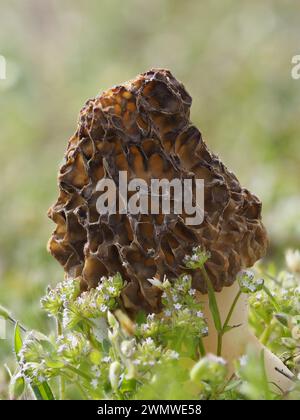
xmin=56 ymin=318 xmax=66 ymax=400
xmin=260 ymin=349 xmax=271 ymax=400
xmin=201 ymin=266 xmax=222 ymax=333
xmin=66 ymin=365 xmax=93 ymax=381
xmin=217 ymin=290 xmax=242 ymax=356
xmin=222 ymin=290 xmax=242 ymax=332
xmin=260 ymin=318 xmax=275 ymax=345
xmin=198 ymin=337 xmax=206 ymax=357
xmin=262 ymin=285 xmax=280 ymax=312
xmin=7 ymin=316 xmax=26 ymax=332
xmin=217 ymin=332 xmax=222 ymax=357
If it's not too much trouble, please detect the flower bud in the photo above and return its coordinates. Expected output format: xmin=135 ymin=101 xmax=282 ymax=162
xmin=237 ymin=270 xmax=264 ymax=294
xmin=109 ymin=361 xmax=121 ymax=390
xmin=120 ymin=339 xmax=136 ymax=357
xmin=147 ymin=277 xmax=163 ymax=290
xmin=190 ymin=354 xmax=227 ymax=384
xmin=108 ymin=326 xmax=119 ymax=343
xmin=107 ymin=311 xmax=118 ymax=328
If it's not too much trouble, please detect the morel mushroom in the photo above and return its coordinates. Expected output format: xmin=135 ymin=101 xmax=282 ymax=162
xmin=48 ymin=69 xmax=292 ymax=389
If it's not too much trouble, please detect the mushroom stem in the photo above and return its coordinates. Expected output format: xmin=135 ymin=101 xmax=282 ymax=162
xmin=200 ymin=281 xmax=294 ymax=392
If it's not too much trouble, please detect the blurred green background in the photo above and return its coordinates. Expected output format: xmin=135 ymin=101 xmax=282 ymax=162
xmin=0 ymin=0 xmax=299 ymax=393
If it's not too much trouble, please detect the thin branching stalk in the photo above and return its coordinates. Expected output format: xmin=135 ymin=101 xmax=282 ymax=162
xmin=57 ymin=317 xmax=65 ymax=400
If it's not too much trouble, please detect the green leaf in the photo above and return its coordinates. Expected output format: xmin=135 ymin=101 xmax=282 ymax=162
xmin=202 ymin=267 xmax=222 ymax=332
xmin=274 ymin=313 xmax=289 ymax=327
xmin=44 ymin=358 xmax=65 ymax=369
xmin=223 ymin=324 xmax=242 ymax=333
xmin=14 ymin=322 xmax=23 ymax=361
xmin=9 ymin=372 xmax=25 ymax=400
xmin=262 ymin=285 xmax=280 ymax=312
xmin=32 ymin=382 xmax=55 ymax=401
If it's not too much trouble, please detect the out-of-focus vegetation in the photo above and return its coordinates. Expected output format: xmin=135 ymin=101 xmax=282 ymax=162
xmin=0 ymin=0 xmax=299 ymax=397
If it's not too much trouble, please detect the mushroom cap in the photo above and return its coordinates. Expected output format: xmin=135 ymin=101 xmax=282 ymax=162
xmin=48 ymin=69 xmax=268 ymax=313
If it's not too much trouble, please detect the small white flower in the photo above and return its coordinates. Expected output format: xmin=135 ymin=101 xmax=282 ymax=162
xmin=164 ymin=309 xmax=171 ymax=317
xmin=91 ymin=379 xmax=98 ymax=389
xmin=133 ymin=359 xmax=141 ymax=365
xmin=147 ymin=313 xmax=155 ymax=321
xmin=170 ymin=351 xmax=179 ymax=360
xmin=70 ymin=335 xmax=79 ymax=347
xmin=182 ymin=275 xmax=190 ymax=282
xmin=102 ymin=356 xmax=111 ymax=363
xmin=239 ymin=355 xmax=248 ymax=367
xmin=207 ymin=353 xmax=226 ymax=365
xmin=174 ymin=303 xmax=182 ymax=310
xmin=145 ymin=337 xmax=153 ymax=345
xmin=188 ymin=288 xmax=196 ymax=296
xmin=161 ymin=292 xmax=167 ymax=298
xmin=196 ymin=311 xmax=204 ymax=318
xmin=108 ymin=286 xmax=116 ymax=294
xmin=100 ymin=304 xmax=108 ymax=312
xmin=96 ymin=284 xmax=104 ymax=291
xmin=141 ymin=323 xmax=149 ymax=331
xmin=201 ymin=326 xmax=209 ymax=335
xmin=58 ymin=344 xmax=68 ymax=353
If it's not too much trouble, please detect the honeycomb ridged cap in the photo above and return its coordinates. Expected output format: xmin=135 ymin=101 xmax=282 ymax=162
xmin=48 ymin=68 xmax=268 ymax=314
